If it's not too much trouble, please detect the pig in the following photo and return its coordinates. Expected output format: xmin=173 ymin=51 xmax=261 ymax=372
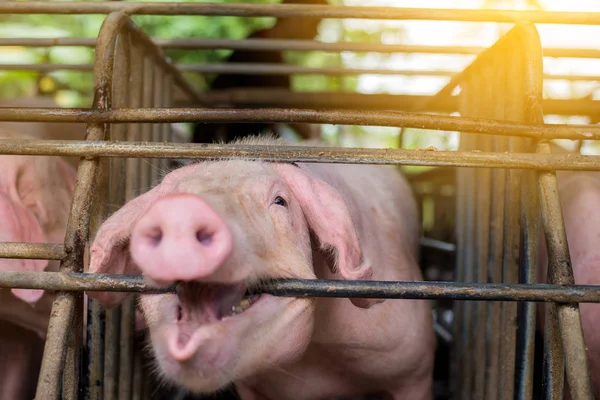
xmin=0 ymin=96 xmax=87 ymax=168
xmin=0 ymin=126 xmax=77 ymax=399
xmin=87 ymin=135 xmax=435 ymax=400
xmin=536 ymin=141 xmax=600 ymax=398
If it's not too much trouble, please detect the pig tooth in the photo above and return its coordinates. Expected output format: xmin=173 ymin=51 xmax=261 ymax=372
xmin=238 ymin=298 xmax=251 ymax=310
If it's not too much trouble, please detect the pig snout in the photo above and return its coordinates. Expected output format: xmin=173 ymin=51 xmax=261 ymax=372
xmin=130 ymin=193 xmax=233 ymax=283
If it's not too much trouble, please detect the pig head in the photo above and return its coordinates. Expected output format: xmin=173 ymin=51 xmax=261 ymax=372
xmin=86 ymin=136 xmax=412 ymax=396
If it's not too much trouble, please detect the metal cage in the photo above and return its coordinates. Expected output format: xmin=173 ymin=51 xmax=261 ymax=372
xmin=2 ymin=3 xmax=600 ymax=400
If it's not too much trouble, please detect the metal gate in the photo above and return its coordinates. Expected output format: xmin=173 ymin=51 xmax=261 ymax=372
xmin=2 ymin=3 xmax=600 ymax=400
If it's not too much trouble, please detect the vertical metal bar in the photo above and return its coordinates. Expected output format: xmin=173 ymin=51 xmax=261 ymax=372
xmin=118 ymin=34 xmax=144 ymax=400
xmin=140 ymin=57 xmax=154 ymax=193
xmin=484 ymin=57 xmax=508 ymax=400
xmin=151 ymin=64 xmax=165 ymax=185
xmin=451 ymin=157 xmax=466 ymax=400
xmin=537 ymin=140 xmax=593 ymax=400
xmin=84 ymin=297 xmax=105 ymax=400
xmin=515 ymin=164 xmax=539 ymax=400
xmin=138 ymin=56 xmax=156 ymax=397
xmin=472 ymin=67 xmax=492 ymax=400
xmin=497 ymin=46 xmax=525 ymax=400
xmin=132 ymin=349 xmax=144 ymax=400
xmin=160 ymin=74 xmax=173 ymax=172
xmin=455 ymin=80 xmax=477 ymax=400
xmin=514 ymin=99 xmax=543 ymax=399
xmin=485 ymin=139 xmax=506 ymax=400
xmin=103 ymin=26 xmax=131 ymax=400
xmin=543 ymin=302 xmax=564 ymax=400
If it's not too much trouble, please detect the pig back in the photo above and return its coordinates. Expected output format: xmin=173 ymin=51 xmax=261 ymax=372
xmin=0 ymin=97 xmax=87 ymax=168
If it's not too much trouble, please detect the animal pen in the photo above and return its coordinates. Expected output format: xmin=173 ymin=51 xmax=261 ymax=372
xmin=2 ymin=2 xmax=600 ymax=400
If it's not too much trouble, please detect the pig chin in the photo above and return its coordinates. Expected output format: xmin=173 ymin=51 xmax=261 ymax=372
xmin=141 ymin=282 xmax=315 ymax=394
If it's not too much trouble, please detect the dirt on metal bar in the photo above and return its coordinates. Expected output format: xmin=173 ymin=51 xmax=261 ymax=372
xmin=1 ymin=106 xmax=600 ymax=140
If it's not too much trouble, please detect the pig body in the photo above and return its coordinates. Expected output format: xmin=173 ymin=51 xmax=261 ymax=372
xmin=88 ymin=136 xmax=435 ymax=400
xmin=535 ymin=142 xmax=600 ymax=397
xmin=0 ymin=96 xmax=86 ymax=168
xmin=0 ymin=126 xmax=77 ymax=399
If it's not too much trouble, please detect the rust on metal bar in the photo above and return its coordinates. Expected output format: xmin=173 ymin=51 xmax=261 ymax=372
xmin=3 ymin=140 xmax=600 ymax=171
xmin=0 ymin=242 xmax=65 ymax=260
xmin=1 ymin=2 xmax=600 ymax=25
xmin=193 ymin=90 xmax=600 ymax=117
xmin=1 ymin=107 xmax=600 ymax=140
xmin=35 ymin=11 xmax=131 ymax=399
xmin=1 ymin=271 xmax=600 ymax=302
xmin=3 ymin=37 xmax=600 ymax=59
xmin=537 ymin=140 xmax=593 ymax=399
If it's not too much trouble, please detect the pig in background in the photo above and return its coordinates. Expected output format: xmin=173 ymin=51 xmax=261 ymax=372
xmin=87 ymin=135 xmax=436 ymax=400
xmin=0 ymin=125 xmax=78 ymax=399
xmin=0 ymin=96 xmax=87 ymax=169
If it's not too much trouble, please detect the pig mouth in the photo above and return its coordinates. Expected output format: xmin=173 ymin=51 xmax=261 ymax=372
xmin=175 ymin=281 xmax=263 ymax=326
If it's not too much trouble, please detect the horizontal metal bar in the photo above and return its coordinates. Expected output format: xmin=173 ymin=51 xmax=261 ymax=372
xmin=0 ymin=138 xmax=599 ymax=169
xmin=2 ymin=63 xmax=599 ymax=82
xmin=0 ymin=139 xmax=600 ymax=171
xmin=1 ymin=3 xmax=600 ymax=25
xmin=191 ymin=89 xmax=600 ymax=117
xmin=0 ymin=243 xmax=65 ymax=260
xmin=420 ymin=237 xmax=456 ymax=252
xmin=0 ymin=272 xmax=600 ymax=303
xmin=2 ymin=38 xmax=600 ymax=59
xmin=0 ymin=107 xmax=599 ymax=140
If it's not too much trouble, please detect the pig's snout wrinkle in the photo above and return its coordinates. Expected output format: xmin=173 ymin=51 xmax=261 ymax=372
xmin=130 ymin=193 xmax=233 ymax=283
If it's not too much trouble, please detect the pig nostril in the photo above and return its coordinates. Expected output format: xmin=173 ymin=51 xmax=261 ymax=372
xmin=148 ymin=229 xmax=163 ymax=247
xmin=196 ymin=231 xmax=213 ymax=246
xmin=177 ymin=305 xmax=183 ymax=321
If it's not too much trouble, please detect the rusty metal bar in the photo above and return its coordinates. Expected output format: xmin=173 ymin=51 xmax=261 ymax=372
xmin=1 ymin=2 xmax=600 ymax=25
xmin=150 ymin=65 xmax=165 ymax=185
xmin=193 ymin=91 xmax=600 ymax=117
xmin=3 ymin=37 xmax=600 ymax=59
xmin=34 ymin=11 xmax=130 ymax=399
xmin=4 ymin=62 xmax=600 ymax=82
xmin=515 ymin=161 xmax=540 ymax=400
xmin=118 ymin=33 xmax=145 ymax=400
xmin=537 ymin=140 xmax=593 ymax=399
xmin=2 ymin=107 xmax=600 ymax=140
xmin=457 ymin=71 xmax=476 ymax=400
xmin=85 ymin=298 xmax=105 ymax=400
xmin=104 ymin=26 xmax=132 ymax=400
xmin=0 ymin=243 xmax=65 ymax=260
xmin=0 ymin=272 xmax=599 ymax=302
xmin=3 ymin=140 xmax=600 ymax=171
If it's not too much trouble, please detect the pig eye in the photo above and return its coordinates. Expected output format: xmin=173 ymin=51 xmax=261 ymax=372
xmin=273 ymin=196 xmax=287 ymax=207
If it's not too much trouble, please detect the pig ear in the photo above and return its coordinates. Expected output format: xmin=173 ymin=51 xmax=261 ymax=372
xmin=274 ymin=164 xmax=381 ymax=309
xmin=87 ymin=163 xmax=199 ymax=308
xmin=55 ymin=156 xmax=77 ymax=194
xmin=0 ymin=192 xmax=48 ymax=304
xmin=87 ymin=185 xmax=164 ymax=308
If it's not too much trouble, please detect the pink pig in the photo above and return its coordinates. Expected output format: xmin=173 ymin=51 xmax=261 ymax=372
xmin=87 ymin=136 xmax=435 ymax=400
xmin=0 ymin=127 xmax=77 ymax=399
xmin=536 ymin=142 xmax=600 ymax=398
